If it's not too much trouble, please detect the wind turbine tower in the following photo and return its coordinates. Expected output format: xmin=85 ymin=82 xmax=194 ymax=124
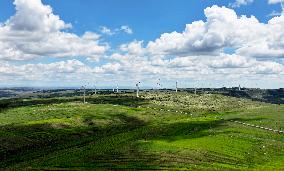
xmin=136 ymin=82 xmax=141 ymax=98
xmin=81 ymin=82 xmax=90 ymax=103
xmin=156 ymin=79 xmax=161 ymax=91
xmin=175 ymin=81 xmax=178 ymax=92
xmin=94 ymin=84 xmax=97 ymax=95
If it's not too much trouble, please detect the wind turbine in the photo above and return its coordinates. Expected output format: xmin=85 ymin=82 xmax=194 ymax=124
xmin=175 ymin=81 xmax=178 ymax=92
xmin=116 ymin=84 xmax=119 ymax=93
xmin=156 ymin=78 xmax=162 ymax=91
xmin=94 ymin=84 xmax=97 ymax=95
xmin=81 ymin=82 xmax=89 ymax=103
xmin=136 ymin=82 xmax=141 ymax=98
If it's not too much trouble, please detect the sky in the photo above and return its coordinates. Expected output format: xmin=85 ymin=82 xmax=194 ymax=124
xmin=0 ymin=0 xmax=284 ymax=89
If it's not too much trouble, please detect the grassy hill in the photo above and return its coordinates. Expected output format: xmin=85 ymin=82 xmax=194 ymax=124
xmin=0 ymin=93 xmax=283 ymax=170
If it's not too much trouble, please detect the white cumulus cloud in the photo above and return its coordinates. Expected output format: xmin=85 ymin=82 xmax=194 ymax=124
xmin=147 ymin=5 xmax=284 ymax=58
xmin=0 ymin=0 xmax=108 ymax=61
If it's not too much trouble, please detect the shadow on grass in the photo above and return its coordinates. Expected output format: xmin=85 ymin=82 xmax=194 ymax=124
xmin=0 ymin=97 xmax=81 ymax=111
xmin=0 ymin=94 xmax=150 ymax=112
xmin=0 ymin=114 xmax=148 ymax=169
xmin=229 ymin=117 xmax=267 ymax=123
xmin=87 ymin=94 xmax=149 ymax=107
xmin=222 ymin=89 xmax=284 ymax=104
xmin=0 ymin=114 xmax=258 ymax=170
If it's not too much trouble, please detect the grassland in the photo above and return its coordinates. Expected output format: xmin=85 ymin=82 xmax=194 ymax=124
xmin=0 ymin=92 xmax=283 ymax=170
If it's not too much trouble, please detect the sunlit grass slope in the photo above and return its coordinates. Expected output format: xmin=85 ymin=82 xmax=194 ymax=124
xmin=0 ymin=93 xmax=283 ymax=170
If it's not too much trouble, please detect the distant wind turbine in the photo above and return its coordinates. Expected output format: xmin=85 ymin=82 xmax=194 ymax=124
xmin=156 ymin=79 xmax=162 ymax=91
xmin=136 ymin=82 xmax=141 ymax=98
xmin=94 ymin=84 xmax=97 ymax=95
xmin=175 ymin=81 xmax=178 ymax=92
xmin=81 ymin=82 xmax=90 ymax=103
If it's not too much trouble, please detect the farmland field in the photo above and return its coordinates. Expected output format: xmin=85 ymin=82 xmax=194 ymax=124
xmin=0 ymin=92 xmax=283 ymax=170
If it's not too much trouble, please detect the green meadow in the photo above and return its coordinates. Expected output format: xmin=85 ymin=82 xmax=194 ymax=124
xmin=0 ymin=93 xmax=283 ymax=170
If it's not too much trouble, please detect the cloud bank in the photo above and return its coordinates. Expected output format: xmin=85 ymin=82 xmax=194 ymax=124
xmin=0 ymin=0 xmax=283 ymax=88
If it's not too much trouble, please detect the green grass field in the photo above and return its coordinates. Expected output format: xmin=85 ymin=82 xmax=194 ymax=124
xmin=0 ymin=93 xmax=283 ymax=170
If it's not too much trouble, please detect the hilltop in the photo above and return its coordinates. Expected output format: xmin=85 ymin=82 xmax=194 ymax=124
xmin=0 ymin=92 xmax=283 ymax=170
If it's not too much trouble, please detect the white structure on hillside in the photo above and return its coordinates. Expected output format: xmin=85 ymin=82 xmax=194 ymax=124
xmin=81 ymin=82 xmax=90 ymax=103
xmin=136 ymin=82 xmax=141 ymax=97
xmin=94 ymin=84 xmax=97 ymax=95
xmin=156 ymin=79 xmax=162 ymax=90
xmin=175 ymin=81 xmax=178 ymax=92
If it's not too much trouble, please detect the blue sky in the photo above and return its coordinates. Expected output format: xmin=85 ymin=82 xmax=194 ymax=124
xmin=0 ymin=0 xmax=283 ymax=88
xmin=1 ymin=0 xmax=281 ymax=47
